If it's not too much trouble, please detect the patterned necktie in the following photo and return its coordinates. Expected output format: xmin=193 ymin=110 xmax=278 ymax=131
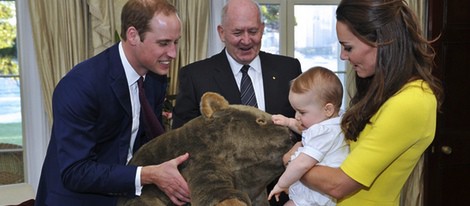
xmin=240 ymin=65 xmax=258 ymax=107
xmin=137 ymin=77 xmax=165 ymax=141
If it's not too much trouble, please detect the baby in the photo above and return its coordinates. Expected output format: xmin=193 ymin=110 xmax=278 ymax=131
xmin=268 ymin=66 xmax=349 ymax=206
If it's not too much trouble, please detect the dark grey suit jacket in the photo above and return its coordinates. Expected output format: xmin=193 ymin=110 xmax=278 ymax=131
xmin=172 ymin=49 xmax=302 ymax=128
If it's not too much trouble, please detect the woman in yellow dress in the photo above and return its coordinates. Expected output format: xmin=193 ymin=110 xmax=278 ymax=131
xmin=289 ymin=0 xmax=444 ymax=205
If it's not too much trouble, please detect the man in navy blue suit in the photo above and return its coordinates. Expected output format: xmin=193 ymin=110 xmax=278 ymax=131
xmin=172 ymin=0 xmax=301 ymax=205
xmin=35 ymin=0 xmax=190 ymax=205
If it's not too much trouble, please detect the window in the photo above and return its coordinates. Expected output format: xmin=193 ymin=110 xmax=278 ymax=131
xmin=259 ymin=0 xmax=347 ymax=108
xmin=0 ymin=0 xmax=24 ymax=185
xmin=260 ymin=3 xmax=281 ymax=54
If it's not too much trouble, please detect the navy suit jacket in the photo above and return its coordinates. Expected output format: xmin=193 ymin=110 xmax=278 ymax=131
xmin=35 ymin=43 xmax=167 ymax=206
xmin=172 ymin=49 xmax=302 ymax=128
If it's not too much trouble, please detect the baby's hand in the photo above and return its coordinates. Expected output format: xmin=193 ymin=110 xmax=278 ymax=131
xmin=296 ymin=122 xmax=306 ymax=132
xmin=272 ymin=114 xmax=290 ymax=126
xmin=268 ymin=184 xmax=288 ymax=202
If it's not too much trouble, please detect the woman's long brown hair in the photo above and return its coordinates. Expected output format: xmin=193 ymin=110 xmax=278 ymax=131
xmin=337 ymin=0 xmax=443 ymax=141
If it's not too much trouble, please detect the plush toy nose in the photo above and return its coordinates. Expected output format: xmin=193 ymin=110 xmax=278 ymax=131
xmin=288 ymin=130 xmax=295 ymax=142
xmin=289 ymin=130 xmax=302 ymax=143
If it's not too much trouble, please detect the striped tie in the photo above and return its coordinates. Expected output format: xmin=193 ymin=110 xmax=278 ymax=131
xmin=240 ymin=65 xmax=258 ymax=107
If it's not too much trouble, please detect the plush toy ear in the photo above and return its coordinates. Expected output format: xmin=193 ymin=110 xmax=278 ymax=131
xmin=200 ymin=92 xmax=229 ymax=118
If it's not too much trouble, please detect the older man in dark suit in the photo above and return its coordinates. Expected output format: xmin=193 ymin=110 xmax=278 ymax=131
xmin=172 ymin=0 xmax=302 ymax=129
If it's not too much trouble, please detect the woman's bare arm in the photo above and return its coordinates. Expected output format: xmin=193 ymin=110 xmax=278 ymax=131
xmin=300 ymin=165 xmax=363 ymax=199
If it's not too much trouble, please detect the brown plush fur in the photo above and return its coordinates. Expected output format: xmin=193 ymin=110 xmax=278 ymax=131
xmin=117 ymin=92 xmax=293 ymax=206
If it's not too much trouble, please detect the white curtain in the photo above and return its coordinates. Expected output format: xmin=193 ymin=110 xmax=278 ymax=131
xmin=207 ymin=0 xmax=228 ymax=57
xmin=18 ymin=0 xmax=50 ymax=192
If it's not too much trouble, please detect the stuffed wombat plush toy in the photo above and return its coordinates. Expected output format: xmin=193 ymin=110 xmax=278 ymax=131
xmin=118 ymin=92 xmax=293 ymax=206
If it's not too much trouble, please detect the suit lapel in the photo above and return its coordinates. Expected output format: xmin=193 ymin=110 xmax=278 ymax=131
xmin=109 ymin=44 xmax=132 ymax=117
xmin=212 ymin=51 xmax=243 ymax=104
xmin=259 ymin=52 xmax=280 ymax=112
xmin=107 ymin=44 xmax=133 ymax=163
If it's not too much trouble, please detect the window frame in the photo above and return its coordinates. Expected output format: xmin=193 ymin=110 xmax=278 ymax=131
xmin=258 ymin=0 xmax=349 ymax=109
xmin=257 ymin=0 xmax=341 ymax=57
xmin=0 ymin=0 xmax=24 ymax=186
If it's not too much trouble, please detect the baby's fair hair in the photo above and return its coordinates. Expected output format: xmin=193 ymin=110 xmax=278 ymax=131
xmin=290 ymin=66 xmax=343 ymax=112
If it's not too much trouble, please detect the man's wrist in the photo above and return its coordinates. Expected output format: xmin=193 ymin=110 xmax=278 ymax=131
xmin=135 ymin=166 xmax=143 ymax=195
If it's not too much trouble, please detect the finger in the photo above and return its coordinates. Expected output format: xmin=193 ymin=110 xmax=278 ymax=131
xmin=169 ymin=195 xmax=186 ymax=206
xmin=174 ymin=177 xmax=190 ymax=195
xmin=165 ymin=188 xmax=188 ymax=206
xmin=170 ymin=179 xmax=190 ymax=202
xmin=174 ymin=191 xmax=191 ymax=203
xmin=174 ymin=152 xmax=190 ymax=165
xmin=172 ymin=184 xmax=190 ymax=199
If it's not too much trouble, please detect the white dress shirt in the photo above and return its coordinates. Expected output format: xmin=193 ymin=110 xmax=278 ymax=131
xmin=226 ymin=50 xmax=266 ymax=111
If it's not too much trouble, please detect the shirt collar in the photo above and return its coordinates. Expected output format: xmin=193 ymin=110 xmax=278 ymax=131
xmin=119 ymin=42 xmax=141 ymax=86
xmin=225 ymin=49 xmax=261 ymax=75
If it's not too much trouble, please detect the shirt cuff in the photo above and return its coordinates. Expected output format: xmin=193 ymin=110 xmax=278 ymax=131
xmin=135 ymin=166 xmax=143 ymax=196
